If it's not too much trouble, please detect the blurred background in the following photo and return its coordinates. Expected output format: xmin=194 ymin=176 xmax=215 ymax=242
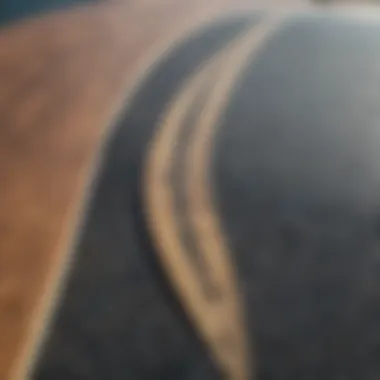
xmin=0 ymin=0 xmax=100 ymax=25
xmin=1 ymin=0 xmax=379 ymax=28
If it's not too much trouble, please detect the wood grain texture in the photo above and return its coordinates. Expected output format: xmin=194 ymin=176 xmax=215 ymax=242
xmin=0 ymin=1 xmax=308 ymax=379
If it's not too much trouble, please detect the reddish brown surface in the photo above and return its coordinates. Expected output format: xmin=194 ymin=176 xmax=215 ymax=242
xmin=0 ymin=1 xmax=309 ymax=379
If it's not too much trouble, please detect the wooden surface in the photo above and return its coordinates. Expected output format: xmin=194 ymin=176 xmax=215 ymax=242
xmin=0 ymin=1 xmax=310 ymax=379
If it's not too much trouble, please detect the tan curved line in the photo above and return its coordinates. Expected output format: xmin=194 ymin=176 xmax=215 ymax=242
xmin=144 ymin=58 xmax=217 ymax=302
xmin=185 ymin=19 xmax=281 ymax=380
xmin=143 ymin=54 xmax=243 ymax=376
xmin=144 ymin=18 xmax=281 ymax=380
